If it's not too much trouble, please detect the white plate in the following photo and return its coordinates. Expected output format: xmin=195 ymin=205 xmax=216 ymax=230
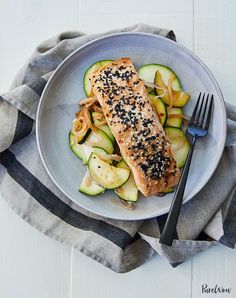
xmin=36 ymin=33 xmax=226 ymax=220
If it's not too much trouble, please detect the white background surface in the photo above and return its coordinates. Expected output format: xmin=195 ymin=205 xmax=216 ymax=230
xmin=0 ymin=0 xmax=235 ymax=297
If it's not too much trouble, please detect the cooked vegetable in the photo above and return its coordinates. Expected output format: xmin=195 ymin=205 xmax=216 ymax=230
xmin=164 ymin=127 xmax=190 ymax=168
xmin=145 ymin=86 xmax=155 ymax=94
xmin=69 ymin=131 xmax=110 ymax=165
xmin=166 ymin=107 xmax=183 ymax=128
xmin=163 ymin=187 xmax=174 ymax=193
xmin=148 ymin=94 xmax=167 ymax=126
xmin=111 ymin=198 xmax=134 ymax=210
xmin=115 ymin=160 xmax=138 ymax=202
xmin=98 ymin=154 xmax=122 ymax=162
xmin=154 ymin=71 xmax=190 ymax=107
xmin=158 ymin=187 xmax=174 ymax=197
xmin=85 ymin=129 xmax=114 ymax=154
xmin=91 ymin=112 xmax=115 ymax=143
xmin=143 ymin=80 xmax=166 ymax=97
xmin=69 ymin=131 xmax=84 ymax=160
xmin=82 ymin=146 xmax=110 ymax=165
xmin=83 ymin=106 xmax=98 ymax=132
xmin=138 ymin=64 xmax=181 ymax=91
xmin=71 ymin=110 xmax=91 ymax=144
xmin=88 ymin=153 xmax=130 ymax=189
xmin=83 ymin=147 xmax=120 ymax=165
xmin=83 ymin=60 xmax=113 ymax=96
xmin=79 ymin=169 xmax=105 ymax=196
xmin=91 ymin=111 xmax=104 ymax=121
xmin=79 ymin=97 xmax=98 ymax=107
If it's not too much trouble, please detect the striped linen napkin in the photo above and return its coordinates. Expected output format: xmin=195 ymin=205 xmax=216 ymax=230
xmin=0 ymin=23 xmax=236 ymax=273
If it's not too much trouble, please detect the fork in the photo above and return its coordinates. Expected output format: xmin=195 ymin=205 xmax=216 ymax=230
xmin=159 ymin=93 xmax=213 ymax=246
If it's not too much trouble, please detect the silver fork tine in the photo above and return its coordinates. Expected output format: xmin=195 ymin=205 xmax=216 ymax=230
xmin=199 ymin=93 xmax=209 ymax=127
xmin=190 ymin=92 xmax=201 ymax=125
xmin=204 ymin=94 xmax=213 ymax=130
xmin=195 ymin=93 xmax=205 ymax=126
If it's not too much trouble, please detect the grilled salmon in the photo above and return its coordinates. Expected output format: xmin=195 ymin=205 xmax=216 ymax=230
xmin=90 ymin=57 xmax=180 ymax=196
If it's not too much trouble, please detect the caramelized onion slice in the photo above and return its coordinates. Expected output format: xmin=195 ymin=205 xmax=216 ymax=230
xmin=168 ymin=114 xmax=190 ymax=121
xmin=79 ymin=97 xmax=98 ymax=106
xmin=142 ymin=80 xmax=166 ymax=97
xmin=111 ymin=198 xmax=134 ymax=210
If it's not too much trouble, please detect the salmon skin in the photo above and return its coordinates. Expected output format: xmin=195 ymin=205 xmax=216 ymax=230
xmin=91 ymin=57 xmax=180 ymax=196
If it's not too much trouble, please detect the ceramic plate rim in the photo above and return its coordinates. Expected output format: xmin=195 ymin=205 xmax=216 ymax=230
xmin=36 ymin=32 xmax=227 ymax=220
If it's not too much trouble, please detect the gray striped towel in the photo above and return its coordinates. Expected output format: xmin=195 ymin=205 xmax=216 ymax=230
xmin=0 ymin=23 xmax=236 ymax=273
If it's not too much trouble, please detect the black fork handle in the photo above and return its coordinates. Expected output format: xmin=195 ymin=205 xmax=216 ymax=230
xmin=159 ymin=136 xmax=197 ymax=246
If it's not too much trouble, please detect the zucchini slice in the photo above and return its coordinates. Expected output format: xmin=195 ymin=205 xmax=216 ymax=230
xmin=145 ymin=86 xmax=156 ymax=94
xmin=88 ymin=153 xmax=130 ymax=189
xmin=148 ymin=89 xmax=156 ymax=95
xmin=154 ymin=71 xmax=190 ymax=107
xmin=166 ymin=107 xmax=183 ymax=128
xmin=148 ymin=94 xmax=167 ymax=126
xmin=158 ymin=187 xmax=174 ymax=196
xmin=69 ymin=131 xmax=84 ymax=160
xmin=91 ymin=112 xmax=115 ymax=143
xmin=138 ymin=64 xmax=181 ymax=91
xmin=96 ymin=124 xmax=115 ymax=144
xmin=69 ymin=132 xmax=110 ymax=165
xmin=83 ymin=60 xmax=113 ymax=96
xmin=76 ymin=129 xmax=91 ymax=144
xmin=163 ymin=187 xmax=174 ymax=193
xmin=165 ymin=127 xmax=190 ymax=168
xmin=79 ymin=170 xmax=105 ymax=196
xmin=115 ymin=160 xmax=138 ymax=202
xmin=85 ymin=129 xmax=114 ymax=154
xmin=82 ymin=145 xmax=111 ymax=165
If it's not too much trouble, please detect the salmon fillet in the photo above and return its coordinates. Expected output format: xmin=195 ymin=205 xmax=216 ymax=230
xmin=91 ymin=57 xmax=180 ymax=196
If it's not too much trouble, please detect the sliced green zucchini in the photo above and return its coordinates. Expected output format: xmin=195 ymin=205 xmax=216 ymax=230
xmin=138 ymin=64 xmax=181 ymax=91
xmin=69 ymin=131 xmax=84 ymax=160
xmin=83 ymin=60 xmax=113 ymax=96
xmin=79 ymin=170 xmax=105 ymax=196
xmin=115 ymin=160 xmax=129 ymax=170
xmin=145 ymin=86 xmax=156 ymax=94
xmin=148 ymin=94 xmax=167 ymax=126
xmin=166 ymin=107 xmax=183 ymax=128
xmin=115 ymin=160 xmax=138 ymax=202
xmin=88 ymin=153 xmax=130 ymax=189
xmin=97 ymin=125 xmax=115 ymax=143
xmin=163 ymin=187 xmax=174 ymax=193
xmin=148 ymin=90 xmax=156 ymax=95
xmin=85 ymin=129 xmax=114 ymax=154
xmin=91 ymin=111 xmax=101 ymax=118
xmin=158 ymin=187 xmax=174 ymax=196
xmin=77 ymin=129 xmax=91 ymax=144
xmin=91 ymin=112 xmax=115 ymax=143
xmin=82 ymin=145 xmax=110 ymax=165
xmin=165 ymin=127 xmax=190 ymax=168
xmin=154 ymin=71 xmax=190 ymax=107
xmin=69 ymin=132 xmax=109 ymax=165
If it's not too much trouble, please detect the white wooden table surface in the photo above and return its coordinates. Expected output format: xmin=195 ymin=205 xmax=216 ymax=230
xmin=0 ymin=0 xmax=236 ymax=297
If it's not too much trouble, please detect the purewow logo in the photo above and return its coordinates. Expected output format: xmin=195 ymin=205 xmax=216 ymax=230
xmin=202 ymin=284 xmax=232 ymax=294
